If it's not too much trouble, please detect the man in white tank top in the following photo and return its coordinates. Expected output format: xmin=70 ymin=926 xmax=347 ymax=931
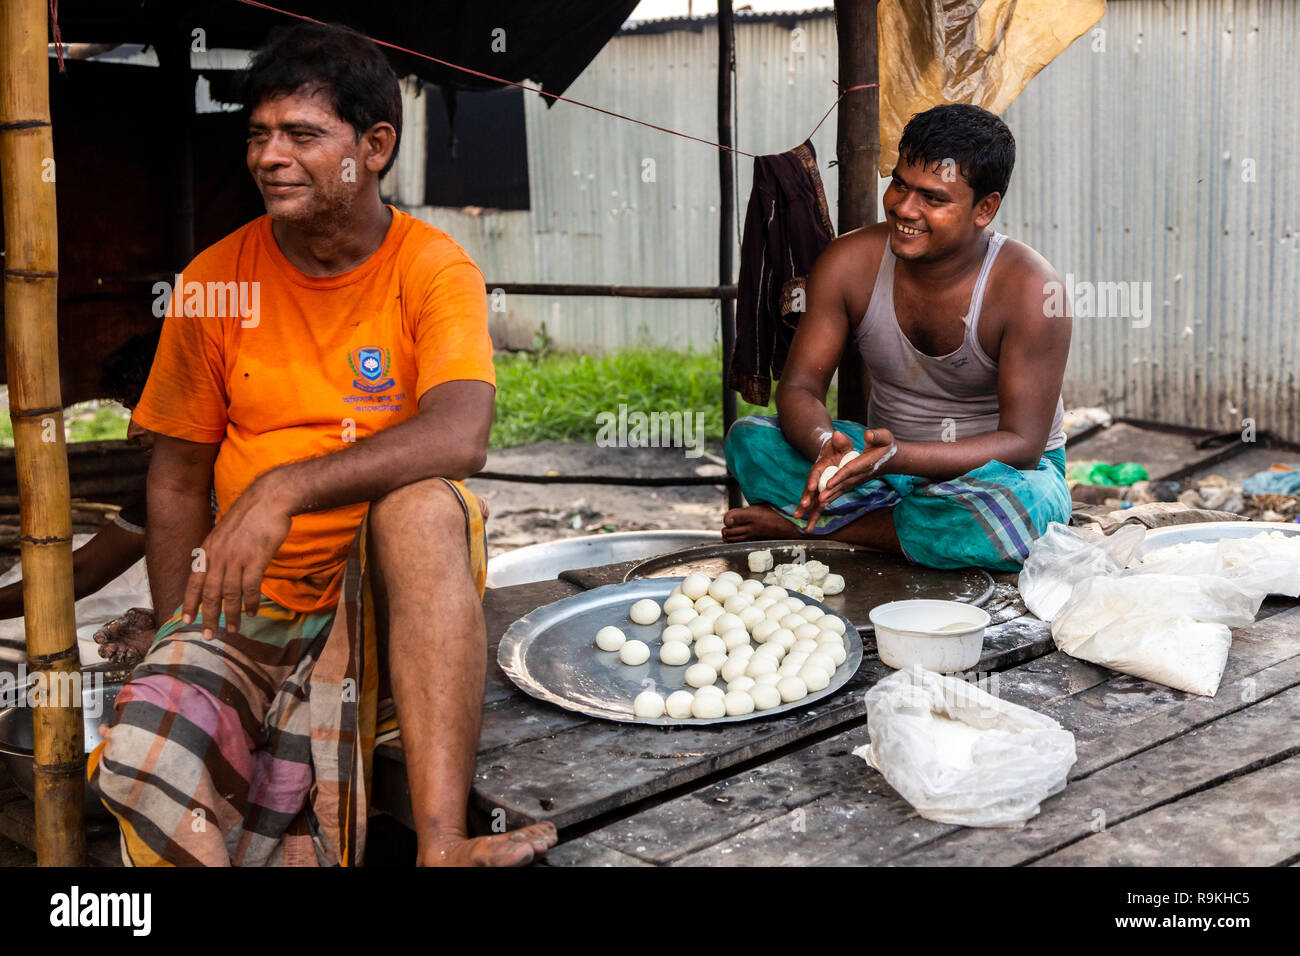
xmin=724 ymin=105 xmax=1072 ymax=570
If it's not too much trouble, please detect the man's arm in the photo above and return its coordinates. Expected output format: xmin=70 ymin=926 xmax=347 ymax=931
xmin=147 ymin=435 xmax=219 ymax=628
xmin=185 ymin=379 xmax=494 ymax=637
xmin=0 ymin=523 xmax=146 ymax=620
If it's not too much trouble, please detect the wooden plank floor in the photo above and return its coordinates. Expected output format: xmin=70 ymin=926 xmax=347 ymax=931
xmin=549 ymin=603 xmax=1300 ymax=866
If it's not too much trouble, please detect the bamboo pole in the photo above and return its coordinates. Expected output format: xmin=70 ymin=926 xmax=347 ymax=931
xmin=717 ymin=0 xmax=741 ymax=510
xmin=0 ymin=0 xmax=86 ymax=865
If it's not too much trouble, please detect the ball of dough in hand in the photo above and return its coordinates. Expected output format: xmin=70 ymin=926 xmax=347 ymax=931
xmin=691 ymin=691 xmax=726 ymax=719
xmin=595 ymin=626 xmax=626 ymax=652
xmin=777 ymin=676 xmax=808 ymax=702
xmin=630 ymin=599 xmax=661 ymax=626
xmin=817 ymin=464 xmax=839 ymax=493
xmin=750 ymin=684 xmax=782 ymax=710
xmin=633 ymin=691 xmax=666 ymax=718
xmin=724 ymin=691 xmax=756 ymax=716
xmin=838 ymin=449 xmax=860 ymax=467
xmin=659 ymin=641 xmax=690 ymax=666
xmin=681 ymin=573 xmax=711 ymax=600
xmin=665 ymin=690 xmax=695 ymax=719
xmin=685 ymin=663 xmax=718 ymax=688
xmin=619 ymin=640 xmax=650 ymax=665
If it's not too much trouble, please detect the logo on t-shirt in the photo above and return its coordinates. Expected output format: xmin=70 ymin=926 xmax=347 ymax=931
xmin=348 ymin=346 xmax=395 ymax=393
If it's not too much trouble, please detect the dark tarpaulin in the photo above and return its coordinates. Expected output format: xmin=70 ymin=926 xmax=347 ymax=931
xmin=50 ymin=0 xmax=641 ymax=99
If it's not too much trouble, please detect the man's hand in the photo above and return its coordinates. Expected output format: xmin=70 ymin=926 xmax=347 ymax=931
xmin=183 ymin=472 xmax=294 ymax=639
xmin=795 ymin=428 xmax=897 ymax=528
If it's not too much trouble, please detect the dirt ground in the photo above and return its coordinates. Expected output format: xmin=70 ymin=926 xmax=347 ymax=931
xmin=470 ymin=440 xmax=732 ymax=558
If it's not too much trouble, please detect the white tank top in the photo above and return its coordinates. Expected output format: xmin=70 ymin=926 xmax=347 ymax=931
xmin=852 ymin=231 xmax=1066 ymax=453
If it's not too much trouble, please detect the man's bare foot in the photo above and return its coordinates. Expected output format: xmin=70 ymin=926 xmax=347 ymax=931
xmin=722 ymin=505 xmax=805 ymax=542
xmin=92 ymin=607 xmax=156 ymax=665
xmin=419 ymin=822 xmax=558 ymax=867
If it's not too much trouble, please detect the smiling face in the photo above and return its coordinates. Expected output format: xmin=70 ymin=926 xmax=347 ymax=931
xmin=882 ymin=155 xmax=1001 ymax=263
xmin=246 ymin=87 xmax=390 ymax=227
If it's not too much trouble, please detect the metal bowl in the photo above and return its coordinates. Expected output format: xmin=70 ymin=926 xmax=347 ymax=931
xmin=487 ymin=529 xmax=721 ymax=588
xmin=0 ymin=665 xmax=128 ymax=821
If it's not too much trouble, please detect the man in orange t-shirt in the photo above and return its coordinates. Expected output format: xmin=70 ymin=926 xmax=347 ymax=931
xmin=91 ymin=23 xmax=556 ymax=867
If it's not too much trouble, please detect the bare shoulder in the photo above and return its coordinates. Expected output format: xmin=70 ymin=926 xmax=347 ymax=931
xmin=985 ymin=236 xmax=1069 ymax=332
xmin=814 ymin=223 xmax=890 ymax=322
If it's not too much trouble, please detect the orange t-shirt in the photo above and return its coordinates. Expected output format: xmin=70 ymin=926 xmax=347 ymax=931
xmin=133 ymin=208 xmax=495 ymax=613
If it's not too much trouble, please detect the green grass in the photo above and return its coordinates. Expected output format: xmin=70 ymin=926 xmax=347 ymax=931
xmin=0 ymin=397 xmax=129 ymax=447
xmin=490 ymin=346 xmax=832 ymax=449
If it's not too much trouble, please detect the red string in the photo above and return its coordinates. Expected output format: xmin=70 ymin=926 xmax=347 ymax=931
xmin=49 ymin=0 xmax=66 ymax=72
xmin=235 ymin=0 xmax=876 ymax=161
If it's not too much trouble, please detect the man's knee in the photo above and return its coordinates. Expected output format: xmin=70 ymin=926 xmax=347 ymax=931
xmin=369 ymin=477 xmax=465 ymax=542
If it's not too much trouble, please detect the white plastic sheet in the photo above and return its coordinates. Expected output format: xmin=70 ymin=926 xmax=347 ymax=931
xmin=854 ymin=667 xmax=1076 ymax=828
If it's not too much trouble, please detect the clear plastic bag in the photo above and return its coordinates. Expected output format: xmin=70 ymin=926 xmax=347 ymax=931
xmin=853 ymin=667 xmax=1077 ymax=828
xmin=1016 ymin=522 xmax=1146 ymax=622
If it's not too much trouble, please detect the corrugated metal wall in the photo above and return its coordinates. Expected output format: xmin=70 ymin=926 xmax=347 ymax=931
xmin=403 ymin=1 xmax=1300 ymax=439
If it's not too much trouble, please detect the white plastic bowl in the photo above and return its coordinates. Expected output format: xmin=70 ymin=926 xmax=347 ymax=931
xmin=868 ymin=599 xmax=991 ymax=673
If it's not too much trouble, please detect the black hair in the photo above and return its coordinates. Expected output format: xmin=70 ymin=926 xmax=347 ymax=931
xmin=239 ymin=22 xmax=403 ymax=176
xmin=102 ymin=330 xmax=162 ymax=409
xmin=897 ymin=104 xmax=1015 ymax=203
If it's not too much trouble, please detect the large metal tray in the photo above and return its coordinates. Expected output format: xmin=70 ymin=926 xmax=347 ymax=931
xmin=624 ymin=540 xmax=994 ymax=632
xmin=497 ymin=577 xmax=863 ymax=726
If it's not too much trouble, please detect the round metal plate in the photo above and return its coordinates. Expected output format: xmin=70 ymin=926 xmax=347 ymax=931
xmin=624 ymin=540 xmax=995 ymax=632
xmin=497 ymin=577 xmax=864 ymax=726
xmin=1134 ymin=520 xmax=1300 ymax=557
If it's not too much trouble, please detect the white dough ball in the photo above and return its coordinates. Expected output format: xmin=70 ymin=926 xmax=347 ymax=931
xmin=817 ymin=616 xmax=847 ymax=635
xmin=751 ymin=685 xmax=782 ymax=710
xmin=799 ymin=665 xmax=831 ymax=692
xmin=804 ymin=561 xmax=830 ymax=584
xmin=818 ymin=640 xmax=847 ymax=666
xmin=760 ymin=586 xmax=789 ymax=603
xmin=751 ymin=619 xmax=780 ymax=643
xmin=720 ymin=628 xmax=750 ymax=651
xmin=687 ymin=615 xmax=716 ymax=639
xmin=727 ymin=676 xmax=756 ymax=694
xmin=700 ymin=605 xmax=726 ymax=622
xmin=666 ymin=607 xmax=698 ymax=628
xmin=708 ymin=579 xmax=739 ymax=602
xmin=728 ymin=644 xmax=755 ymax=662
xmin=752 ymin=596 xmax=777 ymax=612
xmin=595 ymin=626 xmax=626 ymax=652
xmin=659 ymin=642 xmax=691 ymax=666
xmin=839 ymin=449 xmax=860 ymax=467
xmin=745 ymin=655 xmax=779 ymax=678
xmin=806 ymin=652 xmax=836 ymax=675
xmin=720 ymin=656 xmax=750 ymax=683
xmin=782 ymin=597 xmax=808 ymax=614
xmin=783 ymin=651 xmax=810 ymax=670
xmin=763 ymin=573 xmax=778 ymax=585
xmin=669 ymin=585 xmax=683 ymax=598
xmin=739 ymin=606 xmax=766 ymax=632
xmin=693 ymin=635 xmax=726 ymax=658
xmin=822 ymin=573 xmax=845 ymax=596
xmin=817 ymin=464 xmax=839 ymax=492
xmin=619 ymin=640 xmax=650 ymax=665
xmin=663 ymin=594 xmax=694 ymax=615
xmin=724 ymin=691 xmax=756 ymax=716
xmin=778 ymin=661 xmax=806 ymax=678
xmin=696 ymin=684 xmax=725 ymax=699
xmin=698 ymin=651 xmax=728 ymax=671
xmin=792 ymin=638 xmax=821 ymax=656
xmin=713 ymin=613 xmax=745 ymax=637
xmin=754 ymin=646 xmax=786 ymax=665
xmin=778 ymin=573 xmax=807 ymax=591
xmin=630 ymin=599 xmax=661 ymax=626
xmin=723 ymin=593 xmax=754 ymax=614
xmin=740 ymin=579 xmax=766 ymax=597
xmin=633 ymin=691 xmax=666 ymax=718
xmin=753 ymin=672 xmax=783 ymax=687
xmin=665 ymin=690 xmax=695 ymax=719
xmin=694 ymin=595 xmax=720 ymax=612
xmin=685 ymin=663 xmax=718 ymax=688
xmin=718 ymin=569 xmax=745 ymax=584
xmin=794 ymin=623 xmax=823 ymax=643
xmin=681 ymin=573 xmax=712 ymax=600
xmin=661 ymin=624 xmax=693 ymax=645
xmin=691 ymin=691 xmax=726 ymax=719
xmin=777 ymin=676 xmax=809 ymax=702
xmin=779 ymin=613 xmax=806 ymax=632
xmin=747 ymin=549 xmax=775 ymax=573
xmin=770 ymin=629 xmax=797 ymax=651
xmin=799 ymin=584 xmax=825 ymax=601
xmin=798 ymin=605 xmax=825 ymax=623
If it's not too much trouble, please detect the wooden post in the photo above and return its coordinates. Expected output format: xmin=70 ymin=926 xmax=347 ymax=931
xmin=833 ymin=0 xmax=880 ymax=424
xmin=0 ymin=0 xmax=86 ymax=864
xmin=717 ymin=0 xmax=741 ymax=508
